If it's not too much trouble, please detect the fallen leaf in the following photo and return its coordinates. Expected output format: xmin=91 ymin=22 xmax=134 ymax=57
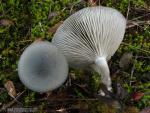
xmin=127 ymin=21 xmax=139 ymax=28
xmin=119 ymin=52 xmax=133 ymax=69
xmin=132 ymin=92 xmax=144 ymax=101
xmin=140 ymin=106 xmax=150 ymax=113
xmin=48 ymin=21 xmax=63 ymax=33
xmin=46 ymin=91 xmax=52 ymax=97
xmin=56 ymin=108 xmax=68 ymax=113
xmin=84 ymin=0 xmax=97 ymax=6
xmin=34 ymin=38 xmax=43 ymax=43
xmin=70 ymin=103 xmax=88 ymax=112
xmin=4 ymin=80 xmax=17 ymax=98
xmin=123 ymin=106 xmax=139 ymax=113
xmin=48 ymin=12 xmax=58 ymax=20
xmin=89 ymin=0 xmax=97 ymax=6
xmin=70 ymin=72 xmax=76 ymax=80
xmin=116 ymin=83 xmax=128 ymax=100
xmin=0 ymin=19 xmax=14 ymax=26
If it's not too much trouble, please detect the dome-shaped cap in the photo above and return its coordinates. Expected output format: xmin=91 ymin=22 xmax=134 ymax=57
xmin=18 ymin=41 xmax=68 ymax=92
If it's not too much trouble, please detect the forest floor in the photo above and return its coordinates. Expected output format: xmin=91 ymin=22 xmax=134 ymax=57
xmin=0 ymin=0 xmax=150 ymax=113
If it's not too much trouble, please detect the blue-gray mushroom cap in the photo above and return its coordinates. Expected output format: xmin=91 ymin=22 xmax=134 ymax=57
xmin=18 ymin=41 xmax=68 ymax=92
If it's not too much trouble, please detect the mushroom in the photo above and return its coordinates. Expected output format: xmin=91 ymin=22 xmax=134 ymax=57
xmin=18 ymin=41 xmax=68 ymax=92
xmin=52 ymin=6 xmax=126 ymax=92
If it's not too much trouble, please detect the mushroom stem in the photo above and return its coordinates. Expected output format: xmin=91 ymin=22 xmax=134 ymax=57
xmin=93 ymin=57 xmax=112 ymax=91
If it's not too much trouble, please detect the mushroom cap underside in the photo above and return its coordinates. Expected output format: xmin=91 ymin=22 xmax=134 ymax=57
xmin=52 ymin=6 xmax=126 ymax=67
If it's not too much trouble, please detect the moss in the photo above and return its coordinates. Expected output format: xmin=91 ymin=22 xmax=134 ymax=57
xmin=88 ymin=72 xmax=101 ymax=93
xmin=0 ymin=0 xmax=149 ymax=111
xmin=24 ymin=91 xmax=36 ymax=107
xmin=122 ymin=107 xmax=139 ymax=113
xmin=88 ymin=101 xmax=116 ymax=113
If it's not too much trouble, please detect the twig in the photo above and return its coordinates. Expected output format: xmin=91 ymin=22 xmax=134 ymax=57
xmin=19 ymin=97 xmax=98 ymax=102
xmin=126 ymin=11 xmax=150 ymax=29
xmin=18 ymin=29 xmax=31 ymax=44
xmin=130 ymin=55 xmax=138 ymax=86
xmin=120 ymin=71 xmax=131 ymax=76
xmin=133 ymin=8 xmax=150 ymax=13
xmin=70 ymin=0 xmax=82 ymax=14
xmin=126 ymin=20 xmax=150 ymax=29
xmin=0 ymin=90 xmax=25 ymax=112
xmin=48 ymin=98 xmax=98 ymax=101
xmin=39 ymin=22 xmax=44 ymax=32
xmin=98 ymin=0 xmax=101 ymax=5
xmin=137 ymin=56 xmax=150 ymax=59
xmin=126 ymin=0 xmax=131 ymax=21
xmin=128 ymin=13 xmax=150 ymax=21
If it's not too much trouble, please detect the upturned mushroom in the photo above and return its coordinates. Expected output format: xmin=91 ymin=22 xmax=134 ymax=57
xmin=18 ymin=41 xmax=68 ymax=92
xmin=52 ymin=6 xmax=126 ymax=92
